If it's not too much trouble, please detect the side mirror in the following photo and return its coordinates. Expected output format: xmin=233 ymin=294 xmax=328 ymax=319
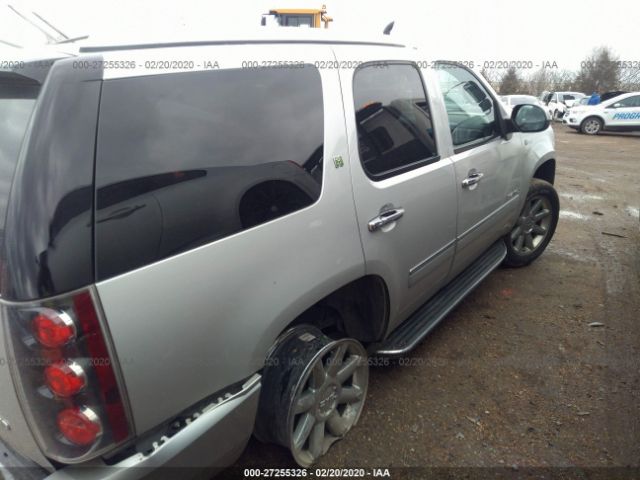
xmin=511 ymin=104 xmax=549 ymax=133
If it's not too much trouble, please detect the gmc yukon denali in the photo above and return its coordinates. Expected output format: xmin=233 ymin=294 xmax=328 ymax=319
xmin=0 ymin=30 xmax=559 ymax=478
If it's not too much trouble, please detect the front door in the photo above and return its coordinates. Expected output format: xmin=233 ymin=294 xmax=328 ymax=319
xmin=434 ymin=63 xmax=522 ymax=276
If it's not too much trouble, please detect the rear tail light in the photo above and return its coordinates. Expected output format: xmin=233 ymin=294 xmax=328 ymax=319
xmin=57 ymin=407 xmax=103 ymax=446
xmin=44 ymin=362 xmax=87 ymax=397
xmin=1 ymin=288 xmax=133 ymax=463
xmin=32 ymin=309 xmax=76 ymax=348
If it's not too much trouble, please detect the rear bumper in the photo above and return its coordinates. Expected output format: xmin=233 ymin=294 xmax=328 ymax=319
xmin=0 ymin=439 xmax=48 ymax=480
xmin=5 ymin=374 xmax=261 ymax=480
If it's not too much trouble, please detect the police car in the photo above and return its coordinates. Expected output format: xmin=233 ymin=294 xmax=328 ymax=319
xmin=564 ymin=92 xmax=640 ymax=134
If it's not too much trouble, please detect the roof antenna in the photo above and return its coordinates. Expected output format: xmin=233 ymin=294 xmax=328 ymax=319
xmin=31 ymin=11 xmax=69 ymax=40
xmin=7 ymin=5 xmax=88 ymax=45
xmin=33 ymin=10 xmax=88 ymax=44
xmin=383 ymin=21 xmax=394 ymax=35
xmin=55 ymin=35 xmax=89 ymax=45
xmin=7 ymin=5 xmax=57 ymax=43
xmin=0 ymin=38 xmax=23 ymax=48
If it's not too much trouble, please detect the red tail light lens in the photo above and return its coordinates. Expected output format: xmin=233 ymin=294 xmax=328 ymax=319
xmin=57 ymin=407 xmax=103 ymax=446
xmin=32 ymin=310 xmax=76 ymax=347
xmin=1 ymin=288 xmax=133 ymax=463
xmin=45 ymin=362 xmax=87 ymax=397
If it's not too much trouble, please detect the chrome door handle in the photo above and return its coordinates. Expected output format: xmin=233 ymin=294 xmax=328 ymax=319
xmin=462 ymin=172 xmax=484 ymax=188
xmin=368 ymin=208 xmax=405 ymax=232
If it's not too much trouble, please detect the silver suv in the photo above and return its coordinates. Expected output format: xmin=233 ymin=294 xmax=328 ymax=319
xmin=0 ymin=31 xmax=559 ymax=478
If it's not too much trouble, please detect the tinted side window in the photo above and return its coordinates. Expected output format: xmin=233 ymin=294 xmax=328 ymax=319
xmin=2 ymin=59 xmax=101 ymax=301
xmin=353 ymin=63 xmax=438 ymax=179
xmin=0 ymin=83 xmax=38 ymax=243
xmin=0 ymin=81 xmax=39 ymax=294
xmin=617 ymin=96 xmax=640 ymax=107
xmin=96 ymin=67 xmax=323 ymax=280
xmin=283 ymin=15 xmax=313 ymax=26
xmin=435 ymin=64 xmax=497 ymax=148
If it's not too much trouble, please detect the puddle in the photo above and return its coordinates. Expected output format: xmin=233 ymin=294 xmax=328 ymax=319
xmin=560 ymin=210 xmax=589 ymax=220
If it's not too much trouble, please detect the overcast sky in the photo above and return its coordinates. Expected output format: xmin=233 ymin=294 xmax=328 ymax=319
xmin=1 ymin=0 xmax=639 ymax=71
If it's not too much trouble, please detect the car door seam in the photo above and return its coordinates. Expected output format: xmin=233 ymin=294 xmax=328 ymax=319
xmin=408 ymin=238 xmax=456 ymax=279
xmin=457 ymin=194 xmax=520 ymax=241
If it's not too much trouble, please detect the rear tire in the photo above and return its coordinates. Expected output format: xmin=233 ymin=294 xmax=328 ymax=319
xmin=503 ymin=179 xmax=559 ymax=267
xmin=255 ymin=326 xmax=369 ymax=467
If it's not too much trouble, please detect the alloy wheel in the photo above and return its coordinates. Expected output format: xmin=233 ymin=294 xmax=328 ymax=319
xmin=583 ymin=119 xmax=601 ymax=134
xmin=288 ymin=338 xmax=368 ymax=467
xmin=510 ymin=195 xmax=553 ymax=254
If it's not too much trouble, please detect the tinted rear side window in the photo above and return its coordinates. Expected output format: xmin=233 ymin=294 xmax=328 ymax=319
xmin=0 ymin=79 xmax=39 ymax=290
xmin=353 ymin=63 xmax=438 ymax=180
xmin=96 ymin=67 xmax=324 ymax=280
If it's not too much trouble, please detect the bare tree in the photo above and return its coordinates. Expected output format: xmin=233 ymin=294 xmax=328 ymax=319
xmin=550 ymin=70 xmax=576 ymax=91
xmin=574 ymin=46 xmax=620 ymax=92
xmin=519 ymin=68 xmax=575 ymax=96
xmin=619 ymin=65 xmax=640 ymax=91
xmin=480 ymin=67 xmax=503 ymax=91
xmin=499 ymin=67 xmax=522 ymax=94
xmin=527 ymin=68 xmax=550 ymax=96
xmin=479 ymin=46 xmax=635 ymax=96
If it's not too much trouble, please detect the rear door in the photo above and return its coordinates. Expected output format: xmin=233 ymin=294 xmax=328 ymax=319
xmin=336 ymin=46 xmax=457 ymax=330
xmin=433 ymin=63 xmax=522 ymax=276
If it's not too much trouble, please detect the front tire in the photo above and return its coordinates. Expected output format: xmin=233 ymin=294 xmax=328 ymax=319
xmin=503 ymin=179 xmax=559 ymax=267
xmin=580 ymin=116 xmax=603 ymax=135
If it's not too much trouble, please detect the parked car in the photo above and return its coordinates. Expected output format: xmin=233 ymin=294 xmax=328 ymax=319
xmin=563 ymin=91 xmax=640 ymax=134
xmin=501 ymin=94 xmax=542 ymax=107
xmin=564 ymin=96 xmax=590 ymax=116
xmin=572 ymin=97 xmax=590 ymax=107
xmin=0 ymin=30 xmax=559 ymax=478
xmin=501 ymin=95 xmax=551 ymax=119
xmin=542 ymin=91 xmax=586 ymax=120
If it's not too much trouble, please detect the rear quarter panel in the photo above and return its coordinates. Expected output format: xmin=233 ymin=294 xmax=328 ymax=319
xmin=95 ymin=44 xmax=365 ymax=435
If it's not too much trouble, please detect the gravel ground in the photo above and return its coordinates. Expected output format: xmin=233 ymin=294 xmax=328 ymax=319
xmin=230 ymin=125 xmax=640 ymax=478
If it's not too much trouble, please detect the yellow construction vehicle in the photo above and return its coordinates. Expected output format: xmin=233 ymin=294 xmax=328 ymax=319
xmin=261 ymin=5 xmax=333 ymax=28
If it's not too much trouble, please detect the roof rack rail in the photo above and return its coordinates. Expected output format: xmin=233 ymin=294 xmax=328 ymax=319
xmin=79 ymin=38 xmax=405 ymax=53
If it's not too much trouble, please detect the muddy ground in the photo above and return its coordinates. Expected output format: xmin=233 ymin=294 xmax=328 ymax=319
xmin=230 ymin=125 xmax=640 ymax=478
